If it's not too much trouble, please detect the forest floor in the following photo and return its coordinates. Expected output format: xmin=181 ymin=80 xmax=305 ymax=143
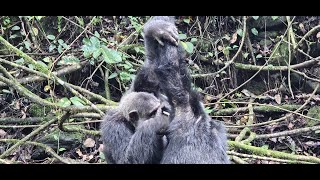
xmin=0 ymin=16 xmax=320 ymax=164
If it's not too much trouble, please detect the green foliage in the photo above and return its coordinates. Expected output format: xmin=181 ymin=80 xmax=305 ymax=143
xmin=251 ymin=28 xmax=258 ymax=36
xmin=128 ymin=16 xmax=143 ymax=32
xmin=252 ymin=16 xmax=259 ymax=20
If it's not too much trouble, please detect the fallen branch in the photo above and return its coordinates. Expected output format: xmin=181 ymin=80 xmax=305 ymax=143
xmin=0 ymin=139 xmax=71 ymax=164
xmin=228 ymin=140 xmax=320 ymax=163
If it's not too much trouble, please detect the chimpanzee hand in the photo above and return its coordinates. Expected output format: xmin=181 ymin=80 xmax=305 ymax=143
xmin=143 ymin=17 xmax=179 ymax=46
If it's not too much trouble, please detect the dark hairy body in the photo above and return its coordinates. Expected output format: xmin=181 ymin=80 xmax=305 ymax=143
xmin=101 ymin=16 xmax=229 ymax=164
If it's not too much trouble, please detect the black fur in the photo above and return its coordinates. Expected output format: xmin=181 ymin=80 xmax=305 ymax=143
xmin=100 ymin=16 xmax=177 ymax=164
xmin=153 ymin=29 xmax=230 ymax=164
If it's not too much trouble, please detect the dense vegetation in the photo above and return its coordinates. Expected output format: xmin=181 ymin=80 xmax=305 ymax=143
xmin=0 ymin=16 xmax=320 ymax=164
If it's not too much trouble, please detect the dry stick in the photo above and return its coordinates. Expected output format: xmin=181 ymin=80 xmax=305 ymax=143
xmin=232 ymin=56 xmax=319 ymax=71
xmin=228 ymin=140 xmax=320 ymax=163
xmin=295 ymin=24 xmax=320 ymax=49
xmin=231 ymin=156 xmax=249 ymax=164
xmin=217 ymin=18 xmax=295 ymax=103
xmin=254 ymin=125 xmax=320 ymax=139
xmin=0 ymin=120 xmax=103 ymax=129
xmin=227 ymin=83 xmax=319 ymax=128
xmin=0 ymin=116 xmax=58 ymax=159
xmin=0 ymin=58 xmax=115 ymax=105
xmin=216 ymin=101 xmax=320 ymax=128
xmin=286 ymin=16 xmax=294 ymax=99
xmin=0 ymin=139 xmax=71 ymax=164
xmin=0 ymin=38 xmax=107 ymax=115
xmin=227 ymin=151 xmax=314 ymax=164
xmin=0 ymin=65 xmax=113 ymax=113
xmin=213 ymin=104 xmax=302 ymax=116
xmin=192 ymin=16 xmax=247 ymax=79
xmin=0 ymin=117 xmax=43 ymax=125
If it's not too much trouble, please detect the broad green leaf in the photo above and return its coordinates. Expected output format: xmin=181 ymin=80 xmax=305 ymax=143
xmin=58 ymin=45 xmax=63 ymax=54
xmin=47 ymin=35 xmax=55 ymax=40
xmin=237 ymin=29 xmax=243 ymax=37
xmin=24 ymin=41 xmax=31 ymax=51
xmin=243 ymin=52 xmax=249 ymax=59
xmin=191 ymin=38 xmax=197 ymax=43
xmin=101 ymin=46 xmax=122 ymax=64
xmin=94 ymin=31 xmax=100 ymax=38
xmin=58 ymin=39 xmax=64 ymax=45
xmin=57 ymin=97 xmax=71 ymax=107
xmin=108 ymin=72 xmax=118 ymax=79
xmin=183 ymin=18 xmax=190 ymax=24
xmin=37 ymin=60 xmax=48 ymax=69
xmin=185 ymin=42 xmax=194 ymax=54
xmin=59 ymin=55 xmax=80 ymax=65
xmin=120 ymin=72 xmax=132 ymax=82
xmin=251 ymin=28 xmax=259 ymax=36
xmin=93 ymin=48 xmax=102 ymax=59
xmin=11 ymin=26 xmax=20 ymax=31
xmin=271 ymin=16 xmax=279 ymax=20
xmin=2 ymin=89 xmax=11 ymax=94
xmin=90 ymin=36 xmax=100 ymax=48
xmin=59 ymin=148 xmax=66 ymax=152
xmin=15 ymin=58 xmax=24 ymax=64
xmin=28 ymin=64 xmax=34 ymax=70
xmin=70 ymin=96 xmax=85 ymax=107
xmin=178 ymin=34 xmax=187 ymax=40
xmin=252 ymin=16 xmax=259 ymax=20
xmin=43 ymin=57 xmax=51 ymax=63
xmin=9 ymin=34 xmax=18 ymax=39
xmin=53 ymin=134 xmax=58 ymax=140
xmin=49 ymin=44 xmax=56 ymax=52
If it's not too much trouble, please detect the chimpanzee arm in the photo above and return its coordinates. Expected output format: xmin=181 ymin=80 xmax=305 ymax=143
xmin=131 ymin=16 xmax=178 ymax=95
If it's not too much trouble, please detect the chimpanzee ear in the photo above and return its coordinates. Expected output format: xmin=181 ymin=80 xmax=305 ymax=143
xmin=128 ymin=110 xmax=139 ymax=122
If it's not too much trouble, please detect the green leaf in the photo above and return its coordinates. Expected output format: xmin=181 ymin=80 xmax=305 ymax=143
xmin=94 ymin=31 xmax=100 ymax=38
xmin=208 ymin=52 xmax=213 ymax=57
xmin=191 ymin=38 xmax=197 ymax=43
xmin=37 ymin=60 xmax=48 ymax=69
xmin=24 ymin=41 xmax=31 ymax=51
xmin=183 ymin=18 xmax=190 ymax=24
xmin=47 ymin=35 xmax=55 ymax=40
xmin=178 ymin=34 xmax=187 ymax=40
xmin=237 ymin=29 xmax=243 ymax=37
xmin=58 ymin=45 xmax=63 ymax=54
xmin=185 ymin=42 xmax=194 ymax=54
xmin=43 ymin=57 xmax=51 ymax=63
xmin=243 ymin=52 xmax=249 ymax=59
xmin=108 ymin=72 xmax=118 ymax=79
xmin=58 ymin=39 xmax=64 ymax=45
xmin=232 ymin=45 xmax=239 ymax=49
xmin=28 ymin=64 xmax=34 ymax=70
xmin=70 ymin=96 xmax=85 ymax=107
xmin=204 ymin=107 xmax=213 ymax=114
xmin=251 ymin=28 xmax=259 ymax=36
xmin=59 ymin=147 xmax=66 ymax=152
xmin=59 ymin=55 xmax=80 ymax=65
xmin=271 ymin=16 xmax=279 ymax=20
xmin=120 ymin=72 xmax=132 ymax=82
xmin=15 ymin=58 xmax=24 ymax=64
xmin=93 ymin=48 xmax=102 ymax=59
xmin=90 ymin=36 xmax=100 ymax=48
xmin=256 ymin=54 xmax=263 ymax=58
xmin=2 ymin=89 xmax=12 ymax=94
xmin=57 ymin=97 xmax=71 ymax=107
xmin=9 ymin=34 xmax=18 ymax=39
xmin=252 ymin=16 xmax=259 ymax=20
xmin=101 ymin=46 xmax=122 ymax=64
xmin=53 ymin=135 xmax=58 ymax=140
xmin=11 ymin=26 xmax=20 ymax=31
xmin=49 ymin=44 xmax=56 ymax=52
